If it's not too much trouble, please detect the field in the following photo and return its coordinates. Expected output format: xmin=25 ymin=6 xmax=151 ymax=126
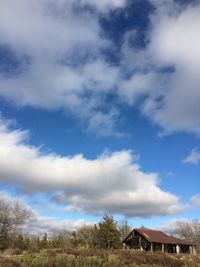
xmin=0 ymin=248 xmax=200 ymax=267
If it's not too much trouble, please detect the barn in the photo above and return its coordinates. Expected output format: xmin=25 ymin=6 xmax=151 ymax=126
xmin=123 ymin=227 xmax=196 ymax=254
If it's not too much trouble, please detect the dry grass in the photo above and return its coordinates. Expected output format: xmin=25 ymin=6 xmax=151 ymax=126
xmin=0 ymin=256 xmax=20 ymax=267
xmin=0 ymin=248 xmax=200 ymax=267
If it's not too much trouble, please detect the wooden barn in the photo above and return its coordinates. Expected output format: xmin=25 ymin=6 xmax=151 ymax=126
xmin=123 ymin=228 xmax=196 ymax=254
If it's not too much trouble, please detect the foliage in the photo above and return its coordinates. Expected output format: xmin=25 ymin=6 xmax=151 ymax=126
xmin=98 ymin=214 xmax=121 ymax=249
xmin=14 ymin=235 xmax=30 ymax=250
xmin=70 ymin=214 xmax=128 ymax=249
xmin=39 ymin=233 xmax=48 ymax=249
xmin=49 ymin=234 xmax=65 ymax=249
xmin=71 ymin=224 xmax=98 ymax=248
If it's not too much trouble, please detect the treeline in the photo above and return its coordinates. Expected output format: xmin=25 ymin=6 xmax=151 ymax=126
xmin=71 ymin=214 xmax=131 ymax=249
xmin=1 ymin=194 xmax=200 ymax=252
xmin=0 ymin=214 xmax=131 ymax=251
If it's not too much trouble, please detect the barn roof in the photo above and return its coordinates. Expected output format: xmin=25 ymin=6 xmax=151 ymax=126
xmin=124 ymin=228 xmax=194 ymax=246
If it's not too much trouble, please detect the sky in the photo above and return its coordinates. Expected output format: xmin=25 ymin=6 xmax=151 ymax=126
xmin=0 ymin=0 xmax=200 ymax=235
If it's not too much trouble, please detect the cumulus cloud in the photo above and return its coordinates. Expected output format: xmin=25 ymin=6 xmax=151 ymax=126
xmin=120 ymin=1 xmax=200 ymax=136
xmin=182 ymin=148 xmax=200 ymax=165
xmin=0 ymin=0 xmax=120 ymax=137
xmin=0 ymin=0 xmax=199 ymax=138
xmin=0 ymin=117 xmax=184 ymax=217
xmin=146 ymin=3 xmax=200 ymax=135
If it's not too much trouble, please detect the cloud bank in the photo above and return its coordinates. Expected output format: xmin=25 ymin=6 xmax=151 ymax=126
xmin=0 ymin=118 xmax=183 ymax=217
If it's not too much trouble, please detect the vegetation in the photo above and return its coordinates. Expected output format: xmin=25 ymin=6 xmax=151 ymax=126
xmin=98 ymin=214 xmax=121 ymax=249
xmin=118 ymin=219 xmax=132 ymax=241
xmin=1 ymin=248 xmax=200 ymax=267
xmin=1 ymin=201 xmax=200 ymax=267
xmin=71 ymin=214 xmax=122 ymax=249
xmin=174 ymin=219 xmax=200 ymax=252
xmin=0 ymin=195 xmax=32 ymax=250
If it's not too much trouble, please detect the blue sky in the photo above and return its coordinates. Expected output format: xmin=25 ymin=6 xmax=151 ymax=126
xmin=0 ymin=0 xmax=200 ymax=234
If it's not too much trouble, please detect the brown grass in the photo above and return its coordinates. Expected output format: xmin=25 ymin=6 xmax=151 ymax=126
xmin=0 ymin=248 xmax=200 ymax=267
xmin=117 ymin=250 xmax=183 ymax=267
xmin=0 ymin=256 xmax=20 ymax=267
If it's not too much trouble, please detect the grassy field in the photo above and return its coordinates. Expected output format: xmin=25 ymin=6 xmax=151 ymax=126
xmin=0 ymin=248 xmax=200 ymax=267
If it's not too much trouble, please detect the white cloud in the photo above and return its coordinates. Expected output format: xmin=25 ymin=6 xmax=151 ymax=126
xmin=25 ymin=214 xmax=93 ymax=236
xmin=182 ymin=148 xmax=200 ymax=165
xmin=1 ymin=0 xmax=200 ymax=138
xmin=0 ymin=117 xmax=184 ymax=217
xmin=80 ymin=0 xmax=127 ymax=12
xmin=0 ymin=0 xmax=120 ymax=137
xmin=145 ymin=3 xmax=200 ymax=135
xmin=191 ymin=195 xmax=200 ymax=207
xmin=87 ymin=108 xmax=122 ymax=137
xmin=0 ymin=0 xmax=104 ymax=57
xmin=120 ymin=1 xmax=200 ymax=136
xmin=119 ymin=71 xmax=161 ymax=105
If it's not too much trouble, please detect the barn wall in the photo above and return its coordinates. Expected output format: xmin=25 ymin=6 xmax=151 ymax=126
xmin=124 ymin=230 xmax=194 ymax=254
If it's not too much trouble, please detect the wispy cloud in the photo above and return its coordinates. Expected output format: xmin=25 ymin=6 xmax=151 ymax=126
xmin=0 ymin=117 xmax=184 ymax=217
xmin=80 ymin=0 xmax=127 ymax=12
xmin=190 ymin=195 xmax=200 ymax=207
xmin=182 ymin=148 xmax=200 ymax=165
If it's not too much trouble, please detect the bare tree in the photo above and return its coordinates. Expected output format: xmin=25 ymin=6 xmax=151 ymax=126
xmin=174 ymin=219 xmax=200 ymax=252
xmin=0 ymin=195 xmax=32 ymax=248
xmin=118 ymin=220 xmax=132 ymax=241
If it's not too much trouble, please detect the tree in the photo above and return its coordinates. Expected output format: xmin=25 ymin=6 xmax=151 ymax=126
xmin=0 ymin=195 xmax=32 ymax=249
xmin=39 ymin=233 xmax=48 ymax=249
xmin=14 ymin=234 xmax=30 ymax=250
xmin=118 ymin=220 xmax=132 ymax=241
xmin=98 ymin=214 xmax=121 ymax=249
xmin=50 ymin=233 xmax=65 ymax=249
xmin=173 ymin=219 xmax=200 ymax=251
xmin=71 ymin=225 xmax=98 ymax=248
